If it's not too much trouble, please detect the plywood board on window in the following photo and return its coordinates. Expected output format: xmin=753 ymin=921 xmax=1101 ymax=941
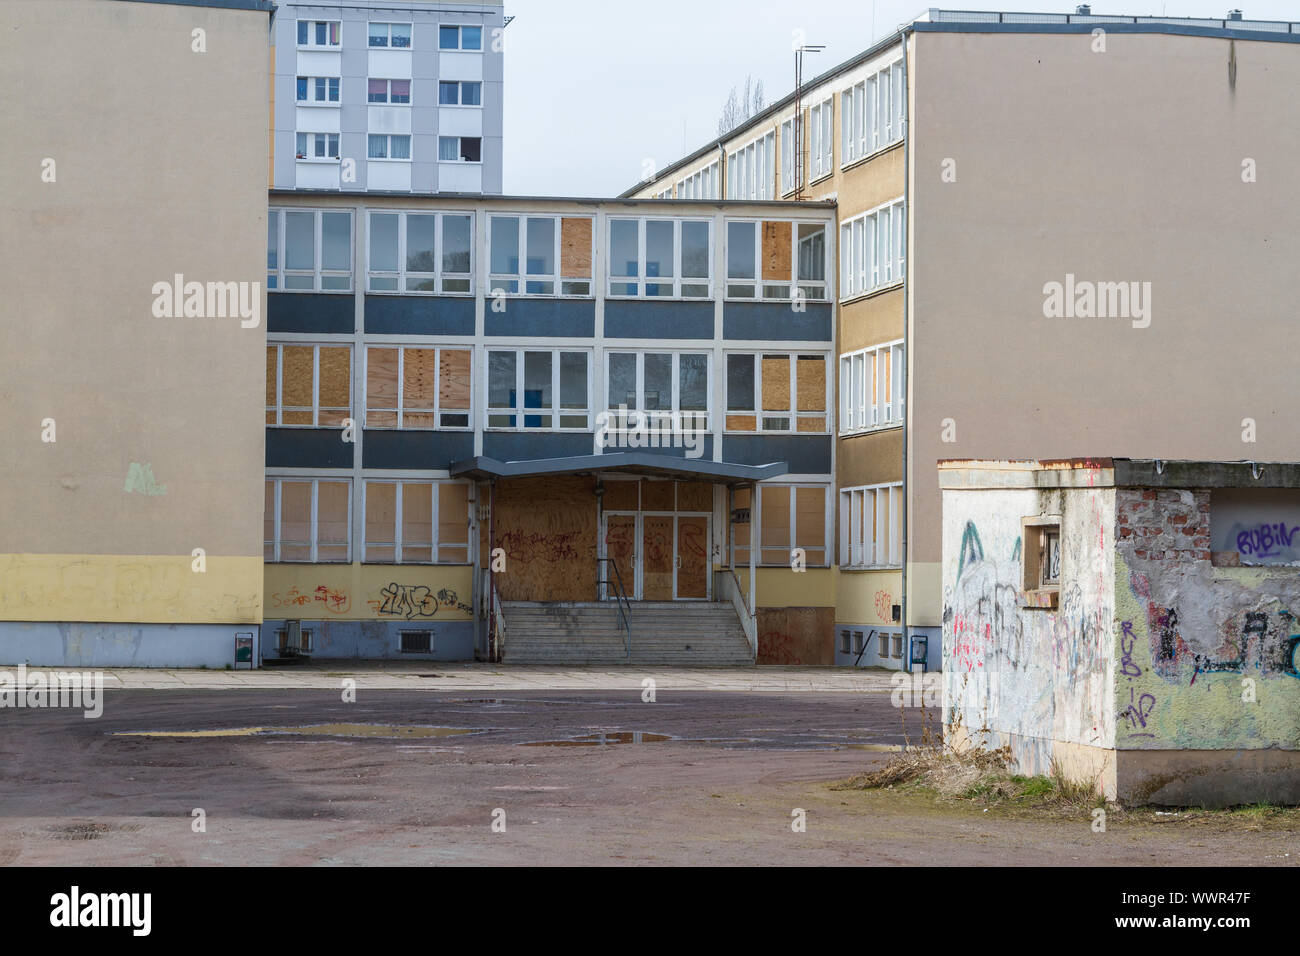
xmin=439 ymin=349 xmax=471 ymax=408
xmin=761 ymin=221 xmax=791 ymax=280
xmin=677 ymin=481 xmax=713 ymax=513
xmin=438 ymin=483 xmax=469 ymax=546
xmin=726 ymin=414 xmax=757 ymax=432
xmin=761 ymin=356 xmax=790 ymax=411
xmin=367 ymin=348 xmax=399 ymax=409
xmin=489 ymin=476 xmax=597 ymax=601
xmin=403 ymin=348 xmax=438 ymax=409
xmin=265 ymin=347 xmax=277 ymax=408
xmin=796 ymin=356 xmax=825 ymax=410
xmin=318 ymin=347 xmax=351 ymax=408
xmin=756 ymin=607 xmax=834 ymax=665
xmin=642 ymin=514 xmax=674 ymax=600
xmin=795 ymin=487 xmax=825 ymax=548
xmin=642 ymin=480 xmax=675 ymax=512
xmin=560 ymin=217 xmax=593 ymax=277
xmin=797 ymin=415 xmax=826 ymax=432
xmin=760 ymin=485 xmax=790 ymax=549
xmin=602 ymin=479 xmax=639 ymax=511
xmin=282 ymin=346 xmax=314 ymax=408
xmin=403 ymin=483 xmax=433 ymax=546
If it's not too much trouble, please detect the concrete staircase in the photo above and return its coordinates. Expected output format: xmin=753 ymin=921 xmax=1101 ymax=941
xmin=501 ymin=601 xmax=755 ymax=666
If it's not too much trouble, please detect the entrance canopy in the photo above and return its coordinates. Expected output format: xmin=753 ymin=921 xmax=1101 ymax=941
xmin=449 ymin=453 xmax=788 ymax=484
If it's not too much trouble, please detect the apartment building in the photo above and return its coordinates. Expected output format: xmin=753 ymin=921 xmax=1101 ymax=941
xmin=270 ymin=0 xmax=504 ymax=194
xmin=628 ymin=8 xmax=1300 ymax=670
xmin=264 ymin=193 xmax=838 ymax=663
xmin=0 ymin=0 xmax=273 ymax=667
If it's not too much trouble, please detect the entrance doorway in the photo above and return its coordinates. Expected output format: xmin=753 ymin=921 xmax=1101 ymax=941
xmin=599 ymin=479 xmax=713 ymax=601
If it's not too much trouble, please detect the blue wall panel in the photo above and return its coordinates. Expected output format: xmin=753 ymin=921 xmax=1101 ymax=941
xmin=365 ymin=295 xmax=475 ymax=335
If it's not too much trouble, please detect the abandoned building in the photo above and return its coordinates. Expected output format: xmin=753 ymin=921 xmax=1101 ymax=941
xmin=939 ymin=458 xmax=1300 ymax=806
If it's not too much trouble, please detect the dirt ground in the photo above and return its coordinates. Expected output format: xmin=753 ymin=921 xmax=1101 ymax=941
xmin=1 ymin=689 xmax=1296 ymax=866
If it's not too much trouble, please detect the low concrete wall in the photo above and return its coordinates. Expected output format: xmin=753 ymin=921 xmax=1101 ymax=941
xmin=262 ymin=618 xmax=474 ymax=661
xmin=0 ymin=622 xmax=261 ymax=669
xmin=1117 ymin=749 xmax=1300 ymax=807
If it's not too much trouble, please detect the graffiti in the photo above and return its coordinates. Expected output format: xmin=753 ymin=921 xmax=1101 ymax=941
xmin=1119 ymin=685 xmax=1156 ymax=735
xmin=436 ymin=587 xmax=474 ymax=615
xmin=376 ymin=583 xmax=438 ymax=620
xmin=124 ymin=462 xmax=166 ymax=496
xmin=270 ymin=585 xmax=350 ymax=614
xmin=1119 ymin=621 xmax=1142 ymax=678
xmin=874 ymin=590 xmax=893 ymax=622
xmin=313 ymin=585 xmax=350 ymax=614
xmin=498 ymin=530 xmax=583 ymax=565
xmin=957 ymin=520 xmax=984 ymax=581
xmin=758 ymin=630 xmax=804 ymax=666
xmin=1234 ymin=522 xmax=1300 ymax=559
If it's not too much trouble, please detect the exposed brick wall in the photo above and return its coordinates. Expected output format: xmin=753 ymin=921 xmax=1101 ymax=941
xmin=1115 ymin=487 xmax=1211 ymax=564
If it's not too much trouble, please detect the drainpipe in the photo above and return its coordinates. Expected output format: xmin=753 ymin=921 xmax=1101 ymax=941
xmin=899 ymin=24 xmax=912 ymax=674
xmin=488 ymin=477 xmax=497 ymax=662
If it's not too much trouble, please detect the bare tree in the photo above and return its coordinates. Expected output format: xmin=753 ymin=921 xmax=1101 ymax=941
xmin=717 ymin=74 xmax=766 ymax=136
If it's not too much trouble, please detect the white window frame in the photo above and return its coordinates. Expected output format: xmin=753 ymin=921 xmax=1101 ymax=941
xmin=485 ymin=348 xmax=593 ymax=431
xmin=723 ymin=352 xmax=829 ymax=434
xmin=723 ymin=218 xmax=829 ymax=302
xmin=487 ymin=214 xmax=593 ymax=298
xmin=755 ymin=483 xmax=831 ymax=568
xmin=369 ymin=133 xmax=412 ymax=161
xmin=839 ymin=198 xmax=904 ymax=300
xmin=603 ymin=350 xmax=711 ymax=434
xmin=295 ymin=131 xmax=340 ymax=162
xmin=297 ymin=19 xmax=341 ymax=49
xmin=780 ymin=115 xmax=802 ymax=195
xmin=439 ymin=24 xmax=483 ymax=51
xmin=366 ymin=210 xmax=474 ymax=296
xmin=269 ymin=208 xmax=353 ymax=292
xmin=367 ymin=78 xmax=412 ymax=105
xmin=839 ymin=339 xmax=904 ymax=435
xmin=265 ymin=477 xmax=353 ymax=564
xmin=839 ymin=482 xmax=902 ymax=569
xmin=841 ymin=57 xmax=905 ymax=168
xmin=362 ymin=479 xmax=471 ymax=565
xmin=363 ymin=345 xmax=473 ymax=431
xmin=438 ymin=135 xmax=482 ymax=164
xmin=367 ymin=21 xmax=412 ymax=48
xmin=606 ymin=217 xmax=713 ymax=299
xmin=296 ymin=75 xmax=340 ymax=106
xmin=438 ymin=79 xmax=483 ymax=107
xmin=809 ymin=97 xmax=833 ymax=181
xmin=266 ymin=343 xmax=353 ymax=427
xmin=726 ymin=130 xmax=775 ymax=201
xmin=676 ymin=161 xmax=719 ymax=201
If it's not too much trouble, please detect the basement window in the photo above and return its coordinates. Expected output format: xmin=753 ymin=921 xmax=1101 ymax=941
xmin=1021 ymin=516 xmax=1062 ymax=608
xmin=400 ymin=631 xmax=432 ymax=653
xmin=277 ymin=628 xmax=313 ymax=652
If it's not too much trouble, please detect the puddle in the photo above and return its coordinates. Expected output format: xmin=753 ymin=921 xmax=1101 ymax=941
xmin=843 ymin=743 xmax=905 ymax=752
xmin=522 ymin=731 xmax=672 ymax=747
xmin=112 ymin=723 xmax=482 ymax=739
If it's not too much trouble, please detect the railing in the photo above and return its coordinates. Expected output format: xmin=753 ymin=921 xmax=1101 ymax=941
xmin=720 ymin=568 xmax=758 ymax=658
xmin=595 ymin=558 xmax=632 ymax=661
xmin=481 ymin=568 xmax=506 ymax=663
xmin=925 ymin=10 xmax=1296 ymax=32
xmin=854 ymin=629 xmax=878 ymax=668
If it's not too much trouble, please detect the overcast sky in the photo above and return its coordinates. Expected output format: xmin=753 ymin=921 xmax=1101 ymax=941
xmin=501 ymin=0 xmax=1298 ymax=197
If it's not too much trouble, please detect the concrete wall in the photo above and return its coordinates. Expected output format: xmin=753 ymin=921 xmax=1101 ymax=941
xmin=910 ymin=30 xmax=1300 ymax=630
xmin=0 ymin=0 xmax=270 ymax=663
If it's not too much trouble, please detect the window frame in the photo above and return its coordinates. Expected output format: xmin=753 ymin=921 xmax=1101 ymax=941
xmin=723 ymin=351 xmax=829 ymax=434
xmin=265 ymin=477 xmax=352 ymax=564
xmin=368 ymin=133 xmax=412 ymax=161
xmin=297 ymin=19 xmax=341 ymax=49
xmin=752 ymin=482 xmax=831 ymax=569
xmin=603 ymin=350 xmax=712 ymax=434
xmin=723 ymin=218 xmax=829 ymax=302
xmin=839 ymin=482 xmax=902 ymax=569
xmin=438 ymin=80 xmax=483 ymax=107
xmin=438 ymin=135 xmax=483 ymax=164
xmin=780 ymin=115 xmax=803 ymax=196
xmin=605 ymin=216 xmax=714 ymax=300
xmin=367 ymin=21 xmax=412 ymax=48
xmin=808 ymin=96 xmax=834 ymax=181
xmin=838 ymin=339 xmax=904 ymax=435
xmin=675 ymin=161 xmax=719 ymax=201
xmin=367 ymin=78 xmax=412 ymax=105
xmin=365 ymin=210 xmax=474 ymax=296
xmin=295 ymin=131 xmax=340 ymax=162
xmin=840 ymin=57 xmax=905 ymax=169
xmin=726 ymin=130 xmax=775 ymax=201
xmin=266 ymin=343 xmax=353 ymax=428
xmin=839 ymin=197 xmax=905 ymax=300
xmin=363 ymin=344 xmax=473 ymax=431
xmin=296 ymin=75 xmax=340 ymax=106
xmin=487 ymin=214 xmax=594 ymax=298
xmin=439 ymin=24 xmax=484 ymax=51
xmin=361 ymin=479 xmax=472 ymax=565
xmin=268 ymin=208 xmax=354 ymax=293
xmin=485 ymin=348 xmax=593 ymax=432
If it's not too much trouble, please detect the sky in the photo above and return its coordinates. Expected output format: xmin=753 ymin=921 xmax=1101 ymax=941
xmin=501 ymin=0 xmax=1299 ymax=198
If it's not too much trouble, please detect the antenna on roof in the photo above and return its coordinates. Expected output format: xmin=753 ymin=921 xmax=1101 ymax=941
xmin=793 ymin=42 xmax=825 ymax=201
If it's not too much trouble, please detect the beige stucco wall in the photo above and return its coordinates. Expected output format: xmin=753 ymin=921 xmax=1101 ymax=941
xmin=909 ymin=30 xmax=1300 ymax=627
xmin=0 ymin=0 xmax=270 ymax=621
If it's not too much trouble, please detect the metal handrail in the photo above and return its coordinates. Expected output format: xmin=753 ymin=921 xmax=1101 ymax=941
xmin=596 ymin=557 xmax=632 ymax=661
xmin=854 ymin=629 xmax=878 ymax=668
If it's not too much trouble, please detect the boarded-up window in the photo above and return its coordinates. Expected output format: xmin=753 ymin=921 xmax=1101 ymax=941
xmin=366 ymin=346 xmax=472 ymax=429
xmin=725 ymin=218 xmax=827 ymax=301
xmin=758 ymin=484 xmax=828 ymax=567
xmin=267 ymin=344 xmax=352 ymax=427
xmin=731 ymin=487 xmax=752 ymax=565
xmin=364 ymin=480 xmax=471 ymax=564
xmin=727 ymin=352 xmax=827 ymax=433
xmin=796 ymin=487 xmax=826 ymax=565
xmin=266 ymin=478 xmax=352 ymax=563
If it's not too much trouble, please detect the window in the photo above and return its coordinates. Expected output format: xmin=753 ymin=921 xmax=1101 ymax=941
xmin=439 ymin=25 xmax=483 ymax=50
xmin=295 ymin=131 xmax=340 ymax=160
xmin=725 ymin=353 xmax=827 ymax=433
xmin=400 ymin=631 xmax=432 ymax=653
xmin=368 ymin=79 xmax=411 ymax=104
xmin=853 ymin=631 xmax=865 ymax=654
xmin=809 ymin=98 xmax=833 ymax=180
xmin=265 ymin=478 xmax=351 ymax=563
xmin=841 ymin=59 xmax=905 ymax=166
xmin=368 ymin=134 xmax=411 ymax=160
xmin=268 ymin=209 xmax=352 ymax=291
xmin=839 ymin=341 xmax=904 ymax=434
xmin=297 ymin=20 xmax=340 ymax=48
xmin=367 ymin=211 xmax=472 ymax=294
xmin=840 ymin=199 xmax=905 ymax=298
xmin=277 ymin=628 xmax=313 ymax=652
xmin=296 ymin=76 xmax=340 ymax=105
xmin=726 ymin=131 xmax=775 ymax=200
xmin=1022 ymin=517 xmax=1063 ymax=600
xmin=488 ymin=215 xmax=592 ymax=296
xmin=365 ymin=346 xmax=471 ymax=429
xmin=724 ymin=220 xmax=827 ymax=300
xmin=266 ymin=344 xmax=352 ymax=427
xmin=368 ymin=22 xmax=411 ymax=48
xmin=840 ymin=629 xmax=851 ymax=654
xmin=439 ymin=80 xmax=482 ymax=105
xmin=755 ymin=484 xmax=828 ymax=567
xmin=840 ymin=483 xmax=901 ymax=568
xmin=363 ymin=480 xmax=470 ymax=563
xmin=607 ymin=218 xmax=711 ymax=298
xmin=487 ymin=349 xmax=591 ymax=430
xmin=780 ymin=116 xmax=802 ymax=194
xmin=438 ymin=136 xmax=481 ymax=163
xmin=676 ymin=161 xmax=719 ymax=200
xmin=606 ymin=351 xmax=709 ymax=432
